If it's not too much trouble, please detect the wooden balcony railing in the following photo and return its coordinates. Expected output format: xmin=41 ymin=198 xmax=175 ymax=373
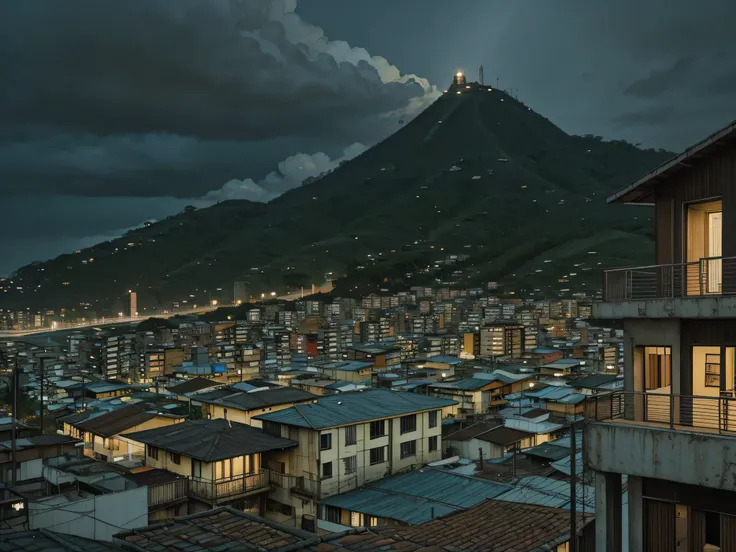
xmin=148 ymin=477 xmax=188 ymax=509
xmin=189 ymin=470 xmax=269 ymax=503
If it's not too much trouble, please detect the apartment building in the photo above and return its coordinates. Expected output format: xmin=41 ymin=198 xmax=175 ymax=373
xmin=588 ymin=121 xmax=736 ymax=551
xmin=478 ymin=322 xmax=525 ymax=358
xmin=253 ymin=389 xmax=456 ymax=528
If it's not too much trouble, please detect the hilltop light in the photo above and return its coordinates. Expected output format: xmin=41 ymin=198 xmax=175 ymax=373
xmin=456 ymin=71 xmax=463 ymax=77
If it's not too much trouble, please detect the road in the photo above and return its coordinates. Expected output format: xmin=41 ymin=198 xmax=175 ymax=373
xmin=0 ymin=282 xmax=334 ymax=338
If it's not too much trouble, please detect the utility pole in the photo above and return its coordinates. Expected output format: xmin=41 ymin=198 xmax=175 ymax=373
xmin=478 ymin=447 xmax=483 ymax=471
xmin=570 ymin=421 xmax=578 ymax=552
xmin=39 ymin=357 xmax=45 ymax=434
xmin=11 ymin=357 xmax=18 ymax=488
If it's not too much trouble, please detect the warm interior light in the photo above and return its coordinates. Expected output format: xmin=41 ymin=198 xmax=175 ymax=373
xmin=456 ymin=71 xmax=463 ymax=77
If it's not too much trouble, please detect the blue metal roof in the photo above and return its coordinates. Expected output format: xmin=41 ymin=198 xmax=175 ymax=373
xmin=495 ymin=475 xmax=595 ymax=513
xmin=320 ymin=468 xmax=511 ymax=525
xmin=425 ymin=356 xmax=463 ymax=365
xmin=254 ymin=389 xmax=457 ymax=429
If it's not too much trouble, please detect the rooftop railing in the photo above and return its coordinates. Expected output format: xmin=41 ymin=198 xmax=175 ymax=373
xmin=603 ymin=256 xmax=736 ymax=301
xmin=585 ymin=391 xmax=736 ymax=434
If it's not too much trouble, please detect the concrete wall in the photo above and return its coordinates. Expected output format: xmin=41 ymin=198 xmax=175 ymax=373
xmin=206 ymin=401 xmax=309 ymax=428
xmin=29 ymin=486 xmax=148 ymax=541
xmin=587 ymin=421 xmax=736 ymax=492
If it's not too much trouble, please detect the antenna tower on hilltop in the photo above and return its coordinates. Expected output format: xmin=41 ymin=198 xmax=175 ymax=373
xmin=479 ymin=65 xmax=484 ymax=86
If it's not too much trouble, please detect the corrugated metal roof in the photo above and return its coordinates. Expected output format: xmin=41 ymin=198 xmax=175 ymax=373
xmin=320 ymin=468 xmax=511 ymax=525
xmin=194 ymin=387 xmax=316 ymax=411
xmin=313 ymin=360 xmax=374 ymax=372
xmin=254 ymin=389 xmax=457 ymax=429
xmin=496 ymin=475 xmax=595 ymax=513
xmin=425 ymin=356 xmax=462 ymax=365
xmin=551 ymin=451 xmax=583 ymax=477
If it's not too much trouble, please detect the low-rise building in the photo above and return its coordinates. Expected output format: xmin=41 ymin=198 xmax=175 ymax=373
xmin=254 ymin=389 xmax=456 ymax=528
xmin=123 ymin=419 xmax=297 ymax=513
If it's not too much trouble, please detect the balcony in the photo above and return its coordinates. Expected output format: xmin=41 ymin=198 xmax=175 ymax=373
xmin=188 ymin=470 xmax=269 ymax=504
xmin=584 ymin=391 xmax=736 ymax=492
xmin=148 ymin=477 xmax=188 ymax=510
xmin=595 ymin=256 xmax=736 ymax=319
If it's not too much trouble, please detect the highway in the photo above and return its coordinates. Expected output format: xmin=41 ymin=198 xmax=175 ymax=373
xmin=0 ymin=282 xmax=334 ymax=338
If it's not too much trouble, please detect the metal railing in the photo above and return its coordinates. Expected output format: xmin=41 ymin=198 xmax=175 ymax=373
xmin=148 ymin=477 xmax=188 ymax=508
xmin=585 ymin=391 xmax=736 ymax=434
xmin=189 ymin=470 xmax=268 ymax=503
xmin=603 ymin=256 xmax=736 ymax=301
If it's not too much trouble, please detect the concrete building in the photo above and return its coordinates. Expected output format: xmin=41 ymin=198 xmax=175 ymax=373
xmin=587 ymin=120 xmax=736 ymax=551
xmin=253 ymin=389 xmax=456 ymax=528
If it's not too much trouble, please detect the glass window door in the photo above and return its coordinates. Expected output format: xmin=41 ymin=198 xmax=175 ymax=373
xmin=708 ymin=211 xmax=722 ymax=293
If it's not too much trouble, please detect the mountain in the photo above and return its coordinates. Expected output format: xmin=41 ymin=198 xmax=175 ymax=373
xmin=2 ymin=82 xmax=672 ymax=315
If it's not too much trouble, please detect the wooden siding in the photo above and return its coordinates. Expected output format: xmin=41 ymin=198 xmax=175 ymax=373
xmin=653 ymin=140 xmax=736 ymax=265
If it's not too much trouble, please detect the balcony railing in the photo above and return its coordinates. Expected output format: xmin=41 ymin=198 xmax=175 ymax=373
xmin=585 ymin=391 xmax=736 ymax=434
xmin=603 ymin=256 xmax=736 ymax=301
xmin=189 ymin=470 xmax=269 ymax=503
xmin=149 ymin=477 xmax=188 ymax=509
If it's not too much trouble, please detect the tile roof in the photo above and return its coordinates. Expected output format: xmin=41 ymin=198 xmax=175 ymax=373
xmin=115 ymin=507 xmax=317 ymax=551
xmin=373 ymin=499 xmax=593 ymax=552
xmin=122 ymin=419 xmax=297 ymax=462
xmin=320 ymin=469 xmax=511 ymax=525
xmin=0 ymin=529 xmax=121 ymax=551
xmin=194 ymin=386 xmax=317 ymax=411
xmin=254 ymin=389 xmax=457 ymax=429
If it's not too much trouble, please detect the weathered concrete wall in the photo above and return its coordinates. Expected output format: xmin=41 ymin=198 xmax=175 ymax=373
xmin=594 ymin=296 xmax=736 ymax=319
xmin=587 ymin=422 xmax=736 ymax=492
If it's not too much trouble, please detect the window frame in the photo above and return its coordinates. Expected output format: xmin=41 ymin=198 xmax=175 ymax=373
xmin=400 ymin=414 xmax=417 ymax=435
xmin=344 ymin=425 xmax=357 ymax=446
xmin=369 ymin=420 xmax=386 ymax=440
xmin=322 ymin=461 xmax=333 ymax=480
xmin=343 ymin=455 xmax=357 ymax=475
xmin=428 ymin=410 xmax=438 ymax=429
xmin=369 ymin=446 xmax=386 ymax=465
xmin=428 ymin=435 xmax=438 ymax=452
xmin=400 ymin=439 xmax=417 ymax=459
xmin=320 ymin=432 xmax=333 ymax=451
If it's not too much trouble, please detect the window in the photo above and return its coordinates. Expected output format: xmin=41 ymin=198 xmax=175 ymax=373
xmin=639 ymin=346 xmax=671 ymax=391
xmin=344 ymin=425 xmax=357 ymax=446
xmin=428 ymin=436 xmax=438 ymax=452
xmin=400 ymin=440 xmax=416 ymax=459
xmin=428 ymin=410 xmax=438 ymax=428
xmin=320 ymin=433 xmax=332 ymax=451
xmin=369 ymin=420 xmax=385 ymax=440
xmin=223 ymin=408 xmax=228 ymax=420
xmin=705 ymin=354 xmax=721 ymax=388
xmin=343 ymin=455 xmax=357 ymax=475
xmin=263 ymin=421 xmax=282 ymax=438
xmin=170 ymin=452 xmax=181 ymax=465
xmin=400 ymin=414 xmax=416 ymax=435
xmin=322 ymin=461 xmax=333 ymax=479
xmin=369 ymin=446 xmax=386 ymax=465
xmin=148 ymin=446 xmax=159 ymax=461
xmin=191 ymin=460 xmax=202 ymax=479
xmin=320 ymin=504 xmax=340 ymax=523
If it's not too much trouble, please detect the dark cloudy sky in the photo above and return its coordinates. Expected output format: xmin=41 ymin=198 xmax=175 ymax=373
xmin=1 ymin=0 xmax=734 ymax=276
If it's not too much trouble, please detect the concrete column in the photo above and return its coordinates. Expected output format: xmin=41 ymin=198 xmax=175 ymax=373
xmin=626 ymin=476 xmax=643 ymax=552
xmin=595 ymin=471 xmax=622 ymax=552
